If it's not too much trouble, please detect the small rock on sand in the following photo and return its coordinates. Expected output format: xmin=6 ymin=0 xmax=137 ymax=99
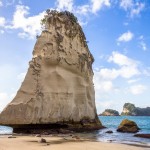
xmin=72 ymin=136 xmax=80 ymax=139
xmin=8 ymin=136 xmax=16 ymax=138
xmin=39 ymin=138 xmax=46 ymax=143
xmin=35 ymin=134 xmax=41 ymax=137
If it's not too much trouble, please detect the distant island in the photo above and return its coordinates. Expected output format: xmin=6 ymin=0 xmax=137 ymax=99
xmin=121 ymin=103 xmax=150 ymax=116
xmin=99 ymin=109 xmax=120 ymax=116
xmin=99 ymin=103 xmax=150 ymax=116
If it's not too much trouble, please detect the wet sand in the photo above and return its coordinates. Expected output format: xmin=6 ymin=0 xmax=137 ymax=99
xmin=0 ymin=135 xmax=149 ymax=150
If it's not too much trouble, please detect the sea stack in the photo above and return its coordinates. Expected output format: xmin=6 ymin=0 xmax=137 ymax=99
xmin=0 ymin=10 xmax=102 ymax=133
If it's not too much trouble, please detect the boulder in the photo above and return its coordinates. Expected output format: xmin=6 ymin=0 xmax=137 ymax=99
xmin=105 ymin=130 xmax=113 ymax=134
xmin=0 ymin=10 xmax=102 ymax=133
xmin=117 ymin=119 xmax=140 ymax=133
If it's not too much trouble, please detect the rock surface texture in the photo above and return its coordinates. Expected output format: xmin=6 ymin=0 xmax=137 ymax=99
xmin=99 ymin=109 xmax=119 ymax=116
xmin=121 ymin=103 xmax=150 ymax=116
xmin=117 ymin=119 xmax=140 ymax=133
xmin=0 ymin=10 xmax=102 ymax=133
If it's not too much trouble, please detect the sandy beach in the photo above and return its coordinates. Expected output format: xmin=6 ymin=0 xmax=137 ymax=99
xmin=0 ymin=135 xmax=149 ymax=150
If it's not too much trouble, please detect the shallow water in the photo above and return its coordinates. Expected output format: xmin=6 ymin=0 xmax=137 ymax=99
xmin=0 ymin=116 xmax=150 ymax=146
xmin=0 ymin=125 xmax=12 ymax=134
xmin=97 ymin=116 xmax=150 ymax=146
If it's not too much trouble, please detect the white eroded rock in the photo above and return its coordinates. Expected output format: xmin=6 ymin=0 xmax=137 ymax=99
xmin=0 ymin=10 xmax=102 ymax=132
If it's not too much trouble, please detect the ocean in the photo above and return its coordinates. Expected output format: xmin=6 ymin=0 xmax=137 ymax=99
xmin=0 ymin=116 xmax=150 ymax=146
xmin=98 ymin=116 xmax=150 ymax=146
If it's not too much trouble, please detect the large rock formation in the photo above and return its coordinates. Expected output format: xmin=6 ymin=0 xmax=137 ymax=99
xmin=121 ymin=103 xmax=150 ymax=116
xmin=99 ymin=109 xmax=119 ymax=116
xmin=0 ymin=10 xmax=102 ymax=133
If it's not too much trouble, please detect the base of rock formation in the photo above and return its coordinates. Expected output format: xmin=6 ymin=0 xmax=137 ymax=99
xmin=11 ymin=119 xmax=103 ymax=134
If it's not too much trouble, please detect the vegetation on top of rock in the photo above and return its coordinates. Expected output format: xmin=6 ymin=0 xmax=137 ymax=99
xmin=41 ymin=9 xmax=78 ymax=29
xmin=121 ymin=103 xmax=150 ymax=116
xmin=99 ymin=109 xmax=120 ymax=116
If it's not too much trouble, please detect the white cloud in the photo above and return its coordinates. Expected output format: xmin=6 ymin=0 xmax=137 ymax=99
xmin=117 ymin=31 xmax=134 ymax=42
xmin=0 ymin=92 xmax=9 ymax=111
xmin=96 ymin=100 xmax=114 ymax=113
xmin=0 ymin=17 xmax=5 ymax=27
xmin=17 ymin=72 xmax=26 ymax=80
xmin=94 ymin=51 xmax=149 ymax=112
xmin=139 ymin=35 xmax=144 ymax=40
xmin=94 ymin=66 xmax=120 ymax=103
xmin=0 ymin=93 xmax=8 ymax=101
xmin=76 ymin=5 xmax=90 ymax=15
xmin=124 ymin=22 xmax=129 ymax=26
xmin=120 ymin=0 xmax=133 ymax=10
xmin=140 ymin=41 xmax=147 ymax=51
xmin=7 ymin=5 xmax=45 ymax=39
xmin=56 ymin=0 xmax=74 ymax=12
xmin=108 ymin=51 xmax=137 ymax=67
xmin=138 ymin=35 xmax=147 ymax=51
xmin=1 ymin=1 xmax=112 ymax=38
xmin=120 ymin=0 xmax=145 ymax=17
xmin=0 ymin=29 xmax=4 ymax=34
xmin=6 ymin=0 xmax=15 ymax=6
xmin=0 ymin=92 xmax=16 ymax=111
xmin=90 ymin=0 xmax=111 ymax=13
xmin=93 ymin=51 xmax=141 ymax=99
xmin=130 ymin=2 xmax=145 ymax=17
xmin=109 ymin=51 xmax=140 ymax=78
xmin=119 ymin=66 xmax=140 ymax=78
xmin=18 ymin=32 xmax=29 ymax=39
xmin=129 ymin=84 xmax=147 ymax=95
xmin=94 ymin=52 xmax=140 ymax=88
xmin=56 ymin=0 xmax=111 ymax=16
xmin=95 ymin=68 xmax=119 ymax=80
xmin=94 ymin=65 xmax=139 ymax=81
xmin=143 ymin=68 xmax=150 ymax=76
xmin=127 ymin=79 xmax=140 ymax=84
xmin=0 ymin=0 xmax=3 ymax=7
xmin=97 ymin=100 xmax=113 ymax=108
xmin=94 ymin=75 xmax=114 ymax=93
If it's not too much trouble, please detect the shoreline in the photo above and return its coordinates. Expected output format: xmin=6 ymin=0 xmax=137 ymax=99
xmin=0 ymin=134 xmax=150 ymax=149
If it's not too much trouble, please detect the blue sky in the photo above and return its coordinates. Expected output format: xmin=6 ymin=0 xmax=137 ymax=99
xmin=0 ymin=0 xmax=150 ymax=113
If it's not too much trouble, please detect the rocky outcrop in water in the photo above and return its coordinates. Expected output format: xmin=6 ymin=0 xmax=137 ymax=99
xmin=121 ymin=103 xmax=150 ymax=116
xmin=99 ymin=109 xmax=119 ymax=116
xmin=0 ymin=10 xmax=102 ymax=133
xmin=117 ymin=119 xmax=140 ymax=133
xmin=134 ymin=134 xmax=150 ymax=139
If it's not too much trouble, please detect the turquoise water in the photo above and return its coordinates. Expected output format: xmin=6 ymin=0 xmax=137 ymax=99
xmin=0 ymin=125 xmax=12 ymax=134
xmin=97 ymin=116 xmax=150 ymax=146
xmin=0 ymin=116 xmax=150 ymax=146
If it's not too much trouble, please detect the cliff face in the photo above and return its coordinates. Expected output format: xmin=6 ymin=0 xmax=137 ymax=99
xmin=0 ymin=10 xmax=102 ymax=133
xmin=121 ymin=103 xmax=150 ymax=116
xmin=100 ymin=109 xmax=119 ymax=116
